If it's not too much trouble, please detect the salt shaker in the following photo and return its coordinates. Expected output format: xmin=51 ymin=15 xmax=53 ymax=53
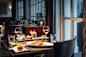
xmin=50 ymin=34 xmax=56 ymax=43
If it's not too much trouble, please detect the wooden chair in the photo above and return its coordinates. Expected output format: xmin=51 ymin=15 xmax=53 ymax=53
xmin=54 ymin=38 xmax=76 ymax=57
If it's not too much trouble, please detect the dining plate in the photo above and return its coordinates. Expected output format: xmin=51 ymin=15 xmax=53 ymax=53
xmin=11 ymin=46 xmax=28 ymax=53
xmin=25 ymin=41 xmax=53 ymax=48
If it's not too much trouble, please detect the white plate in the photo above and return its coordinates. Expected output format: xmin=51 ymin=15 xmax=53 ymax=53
xmin=43 ymin=42 xmax=53 ymax=46
xmin=25 ymin=41 xmax=53 ymax=47
xmin=11 ymin=46 xmax=28 ymax=53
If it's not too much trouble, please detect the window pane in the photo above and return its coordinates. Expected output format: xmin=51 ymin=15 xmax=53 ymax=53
xmin=64 ymin=0 xmax=71 ymax=17
xmin=42 ymin=1 xmax=44 ymax=8
xmin=20 ymin=1 xmax=23 ymax=7
xmin=36 ymin=4 xmax=39 ymax=14
xmin=64 ymin=20 xmax=71 ymax=40
xmin=39 ymin=3 xmax=42 ymax=12
xmin=31 ymin=0 xmax=34 ymax=5
xmin=33 ymin=0 xmax=36 ymax=4
xmin=31 ymin=6 xmax=34 ymax=16
xmin=20 ymin=8 xmax=23 ymax=16
xmin=73 ymin=0 xmax=77 ymax=17
xmin=74 ymin=21 xmax=78 ymax=37
xmin=18 ymin=2 xmax=20 ymax=8
xmin=39 ymin=0 xmax=42 ymax=2
xmin=16 ymin=0 xmax=24 ymax=20
xmin=34 ymin=5 xmax=36 ymax=16
xmin=16 ymin=2 xmax=18 ymax=8
xmin=73 ymin=0 xmax=83 ymax=18
xmin=36 ymin=0 xmax=39 ymax=3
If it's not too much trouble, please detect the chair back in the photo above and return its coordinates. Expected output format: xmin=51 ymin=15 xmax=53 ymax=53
xmin=54 ymin=38 xmax=76 ymax=57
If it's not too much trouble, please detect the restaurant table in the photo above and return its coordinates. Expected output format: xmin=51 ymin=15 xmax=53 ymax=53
xmin=9 ymin=47 xmax=53 ymax=57
xmin=2 ymin=42 xmax=54 ymax=57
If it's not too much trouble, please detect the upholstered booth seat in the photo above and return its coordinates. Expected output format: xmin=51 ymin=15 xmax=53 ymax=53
xmin=54 ymin=38 xmax=76 ymax=57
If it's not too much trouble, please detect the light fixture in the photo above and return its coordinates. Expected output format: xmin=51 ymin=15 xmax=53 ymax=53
xmin=9 ymin=5 xmax=12 ymax=10
xmin=40 ymin=21 xmax=43 ymax=26
xmin=8 ymin=1 xmax=12 ymax=10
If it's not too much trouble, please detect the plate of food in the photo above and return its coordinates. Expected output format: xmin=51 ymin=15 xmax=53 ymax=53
xmin=11 ymin=44 xmax=28 ymax=53
xmin=25 ymin=40 xmax=53 ymax=48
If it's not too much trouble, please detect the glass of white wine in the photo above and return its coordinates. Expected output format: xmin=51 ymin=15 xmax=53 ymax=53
xmin=43 ymin=26 xmax=50 ymax=36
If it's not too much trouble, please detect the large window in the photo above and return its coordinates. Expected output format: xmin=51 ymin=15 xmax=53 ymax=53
xmin=63 ymin=0 xmax=83 ymax=53
xmin=30 ymin=0 xmax=45 ymax=25
xmin=64 ymin=0 xmax=83 ymax=40
xmin=16 ymin=0 xmax=24 ymax=20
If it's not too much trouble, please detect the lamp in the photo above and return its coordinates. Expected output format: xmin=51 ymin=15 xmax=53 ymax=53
xmin=9 ymin=5 xmax=12 ymax=10
xmin=8 ymin=1 xmax=12 ymax=10
xmin=40 ymin=21 xmax=43 ymax=26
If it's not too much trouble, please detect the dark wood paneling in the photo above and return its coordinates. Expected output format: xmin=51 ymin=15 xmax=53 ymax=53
xmin=23 ymin=0 xmax=26 ymax=19
xmin=45 ymin=0 xmax=53 ymax=33
xmin=0 ymin=3 xmax=7 ymax=15
xmin=83 ymin=0 xmax=86 ymax=18
xmin=82 ymin=0 xmax=86 ymax=57
xmin=12 ymin=0 xmax=16 ymax=20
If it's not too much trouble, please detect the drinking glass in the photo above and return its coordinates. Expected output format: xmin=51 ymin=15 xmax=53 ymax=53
xmin=43 ymin=26 xmax=50 ymax=36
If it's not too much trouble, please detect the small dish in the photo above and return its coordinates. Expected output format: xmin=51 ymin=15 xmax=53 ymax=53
xmin=11 ymin=46 xmax=28 ymax=53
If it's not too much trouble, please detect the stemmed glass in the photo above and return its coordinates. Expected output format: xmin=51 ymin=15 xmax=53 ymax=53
xmin=43 ymin=26 xmax=50 ymax=36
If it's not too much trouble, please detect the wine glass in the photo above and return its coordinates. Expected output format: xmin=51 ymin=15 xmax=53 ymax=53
xmin=43 ymin=26 xmax=50 ymax=36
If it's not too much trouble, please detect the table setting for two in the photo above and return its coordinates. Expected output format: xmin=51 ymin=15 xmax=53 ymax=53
xmin=9 ymin=40 xmax=53 ymax=53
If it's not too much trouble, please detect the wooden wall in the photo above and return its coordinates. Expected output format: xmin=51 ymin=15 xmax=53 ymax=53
xmin=45 ymin=0 xmax=53 ymax=34
xmin=83 ymin=0 xmax=86 ymax=57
